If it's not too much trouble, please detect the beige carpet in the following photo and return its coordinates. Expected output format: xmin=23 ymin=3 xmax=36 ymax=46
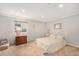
xmin=45 ymin=45 xmax=79 ymax=56
xmin=0 ymin=42 xmax=44 ymax=56
xmin=0 ymin=42 xmax=79 ymax=56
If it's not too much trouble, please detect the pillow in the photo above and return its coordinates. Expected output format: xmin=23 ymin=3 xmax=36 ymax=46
xmin=49 ymin=34 xmax=56 ymax=39
xmin=56 ymin=36 xmax=63 ymax=39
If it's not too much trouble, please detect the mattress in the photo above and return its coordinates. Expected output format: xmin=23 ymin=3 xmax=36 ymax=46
xmin=36 ymin=36 xmax=66 ymax=53
xmin=36 ymin=37 xmax=64 ymax=45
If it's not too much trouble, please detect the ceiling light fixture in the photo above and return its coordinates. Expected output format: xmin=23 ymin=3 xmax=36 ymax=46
xmin=59 ymin=4 xmax=63 ymax=8
xmin=41 ymin=16 xmax=44 ymax=18
xmin=22 ymin=9 xmax=25 ymax=13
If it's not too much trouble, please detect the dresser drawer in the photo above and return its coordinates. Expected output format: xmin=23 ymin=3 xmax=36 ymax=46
xmin=15 ymin=36 xmax=27 ymax=45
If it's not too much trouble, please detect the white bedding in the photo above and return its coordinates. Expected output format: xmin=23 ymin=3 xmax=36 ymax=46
xmin=35 ymin=36 xmax=66 ymax=53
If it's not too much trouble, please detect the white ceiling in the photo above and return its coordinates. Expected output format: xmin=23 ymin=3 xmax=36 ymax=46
xmin=0 ymin=3 xmax=79 ymax=22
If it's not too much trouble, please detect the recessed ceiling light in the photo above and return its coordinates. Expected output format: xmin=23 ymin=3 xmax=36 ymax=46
xmin=22 ymin=9 xmax=25 ymax=12
xmin=59 ymin=4 xmax=63 ymax=8
xmin=41 ymin=16 xmax=44 ymax=18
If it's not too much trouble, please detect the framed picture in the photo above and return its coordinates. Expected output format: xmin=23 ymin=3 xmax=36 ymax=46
xmin=54 ymin=23 xmax=62 ymax=29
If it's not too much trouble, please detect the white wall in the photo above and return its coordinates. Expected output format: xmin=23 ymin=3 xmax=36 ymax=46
xmin=0 ymin=15 xmax=47 ymax=44
xmin=47 ymin=14 xmax=79 ymax=46
xmin=26 ymin=20 xmax=47 ymax=41
xmin=0 ymin=15 xmax=15 ymax=44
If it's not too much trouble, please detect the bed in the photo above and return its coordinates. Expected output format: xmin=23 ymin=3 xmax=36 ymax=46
xmin=35 ymin=34 xmax=66 ymax=53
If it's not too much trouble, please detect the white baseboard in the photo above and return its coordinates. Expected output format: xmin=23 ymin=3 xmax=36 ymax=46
xmin=67 ymin=42 xmax=79 ymax=48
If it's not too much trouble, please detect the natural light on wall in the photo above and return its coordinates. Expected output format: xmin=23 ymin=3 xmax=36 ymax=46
xmin=59 ymin=4 xmax=63 ymax=8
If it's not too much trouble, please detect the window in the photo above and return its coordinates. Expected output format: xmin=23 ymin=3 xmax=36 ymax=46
xmin=14 ymin=21 xmax=28 ymax=36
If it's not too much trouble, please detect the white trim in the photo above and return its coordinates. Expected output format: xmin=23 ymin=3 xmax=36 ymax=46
xmin=67 ymin=42 xmax=79 ymax=48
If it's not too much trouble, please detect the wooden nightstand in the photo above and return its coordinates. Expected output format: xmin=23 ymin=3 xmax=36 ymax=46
xmin=15 ymin=36 xmax=27 ymax=45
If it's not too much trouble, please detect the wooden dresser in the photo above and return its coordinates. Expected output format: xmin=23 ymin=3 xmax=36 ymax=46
xmin=15 ymin=36 xmax=27 ymax=45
